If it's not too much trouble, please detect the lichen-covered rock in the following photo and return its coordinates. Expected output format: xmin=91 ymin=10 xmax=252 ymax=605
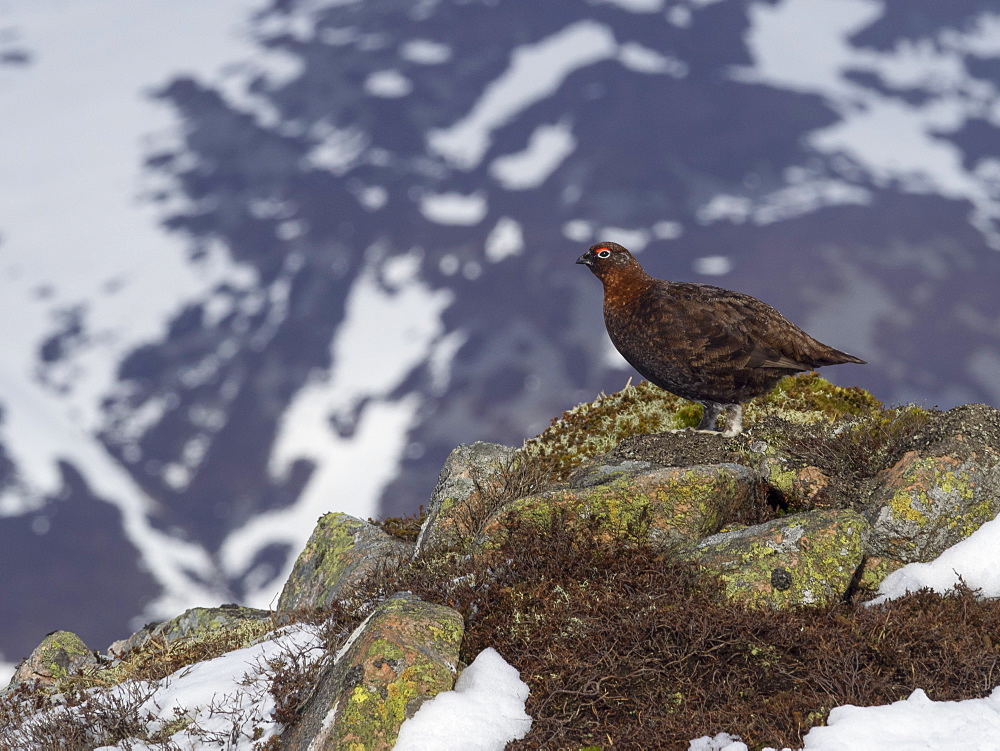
xmin=279 ymin=513 xmax=412 ymax=611
xmin=107 ymin=604 xmax=272 ymax=659
xmin=478 ymin=463 xmax=765 ymax=549
xmin=7 ymin=631 xmax=96 ymax=690
xmin=685 ymin=509 xmax=869 ymax=608
xmin=282 ymin=592 xmax=463 ymax=751
xmin=865 ymin=449 xmax=1000 ymax=563
xmin=857 ymin=556 xmax=906 ymax=591
xmin=752 ymin=439 xmax=834 ymax=510
xmin=415 ymin=441 xmax=516 ymax=554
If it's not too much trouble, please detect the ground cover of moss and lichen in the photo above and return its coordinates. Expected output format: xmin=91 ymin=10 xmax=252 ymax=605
xmin=524 ymin=372 xmax=937 ymax=510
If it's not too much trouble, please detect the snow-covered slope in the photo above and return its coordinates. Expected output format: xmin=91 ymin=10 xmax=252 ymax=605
xmin=2 ymin=0 xmax=1000 ymax=671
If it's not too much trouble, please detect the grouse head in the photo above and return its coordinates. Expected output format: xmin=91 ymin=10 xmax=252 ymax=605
xmin=576 ymin=241 xmax=649 ymax=286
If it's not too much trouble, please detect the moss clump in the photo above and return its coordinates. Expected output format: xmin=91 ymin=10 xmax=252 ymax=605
xmin=525 ymin=374 xmax=885 ymax=482
xmin=75 ymin=617 xmax=276 ymax=691
xmin=524 ymin=381 xmax=700 ymax=480
xmin=686 ymin=510 xmax=869 ymax=609
xmin=746 ymin=371 xmax=883 ymax=425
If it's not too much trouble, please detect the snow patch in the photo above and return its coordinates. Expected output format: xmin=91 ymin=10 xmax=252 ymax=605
xmin=393 ymin=647 xmax=532 ymax=750
xmin=489 ymin=121 xmax=577 ymax=189
xmin=797 ymin=687 xmax=1000 ymax=750
xmin=562 ymin=219 xmax=594 ymax=243
xmin=597 ymin=227 xmax=650 ymax=251
xmin=419 ymin=191 xmax=489 ymax=225
xmin=428 ymin=21 xmax=618 ymax=169
xmin=734 ymin=0 xmax=1000 ymax=247
xmin=228 ymin=251 xmax=457 ymax=602
xmin=618 ymin=42 xmax=688 ymax=77
xmin=869 ymin=515 xmax=1000 ymax=604
xmin=693 ymin=256 xmax=733 ymax=275
xmin=485 ymin=217 xmax=525 ymax=262
xmin=303 ymin=122 xmax=370 ymax=175
xmin=689 ymin=733 xmax=748 ymax=751
xmin=364 ymin=69 xmax=413 ymax=98
xmin=591 ymin=0 xmax=665 ymax=12
xmin=400 ymin=38 xmax=452 ymax=64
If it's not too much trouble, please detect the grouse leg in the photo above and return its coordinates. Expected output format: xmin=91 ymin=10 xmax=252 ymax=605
xmin=696 ymin=402 xmax=724 ymax=432
xmin=721 ymin=404 xmax=743 ymax=438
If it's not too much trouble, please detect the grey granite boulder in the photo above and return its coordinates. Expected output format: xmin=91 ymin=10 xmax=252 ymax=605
xmin=279 ymin=513 xmax=412 ymax=610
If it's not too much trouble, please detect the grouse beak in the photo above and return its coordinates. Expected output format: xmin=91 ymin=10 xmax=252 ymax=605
xmin=576 ymin=252 xmax=594 ymax=268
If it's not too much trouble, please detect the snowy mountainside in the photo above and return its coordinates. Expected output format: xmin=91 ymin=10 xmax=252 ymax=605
xmin=2 ymin=0 xmax=1000 ymax=668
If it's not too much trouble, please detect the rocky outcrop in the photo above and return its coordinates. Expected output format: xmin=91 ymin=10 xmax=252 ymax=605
xmin=685 ymin=510 xmax=869 ymax=608
xmin=478 ymin=461 xmax=764 ymax=549
xmin=282 ymin=592 xmax=463 ymax=751
xmin=415 ymin=441 xmax=517 ymax=555
xmin=7 ymin=631 xmax=97 ymax=692
xmin=278 ymin=512 xmax=412 ymax=610
xmin=4 ymin=376 xmax=999 ymax=749
xmin=864 ymin=405 xmax=1000 ymax=563
xmin=107 ymin=603 xmax=272 ymax=659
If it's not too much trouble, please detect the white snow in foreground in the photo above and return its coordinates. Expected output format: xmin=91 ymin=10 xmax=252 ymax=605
xmin=870 ymin=514 xmax=1000 ymax=604
xmin=797 ymin=688 xmax=1000 ymax=750
xmin=393 ymin=647 xmax=532 ymax=751
xmin=690 ymin=505 xmax=1000 ymax=750
xmin=0 ymin=659 xmax=14 ymax=692
xmin=689 ymin=733 xmax=748 ymax=751
xmin=2 ymin=624 xmax=325 ymax=751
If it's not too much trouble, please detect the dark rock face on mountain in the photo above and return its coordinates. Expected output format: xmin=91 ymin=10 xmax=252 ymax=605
xmin=3 ymin=0 xmax=1000 ymax=673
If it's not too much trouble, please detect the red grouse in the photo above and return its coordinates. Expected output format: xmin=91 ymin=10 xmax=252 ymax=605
xmin=577 ymin=242 xmax=865 ymax=436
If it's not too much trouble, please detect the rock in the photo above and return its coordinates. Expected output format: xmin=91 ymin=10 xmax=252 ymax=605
xmin=865 ymin=449 xmax=1000 ymax=563
xmin=279 ymin=513 xmax=412 ymax=611
xmin=281 ymin=592 xmax=463 ymax=751
xmin=863 ymin=403 xmax=1000 ymax=564
xmin=479 ymin=462 xmax=765 ymax=549
xmin=107 ymin=604 xmax=272 ymax=660
xmin=415 ymin=441 xmax=516 ymax=554
xmin=8 ymin=631 xmax=97 ymax=690
xmin=685 ymin=509 xmax=869 ymax=608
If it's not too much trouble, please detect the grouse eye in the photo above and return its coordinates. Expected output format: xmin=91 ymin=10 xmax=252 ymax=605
xmin=597 ymin=249 xmax=612 ymax=259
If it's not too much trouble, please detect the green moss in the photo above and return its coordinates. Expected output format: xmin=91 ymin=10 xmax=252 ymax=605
xmin=748 ymin=372 xmax=883 ymax=425
xmin=78 ymin=616 xmax=274 ymax=690
xmin=524 ymin=374 xmax=884 ymax=481
xmin=36 ymin=632 xmax=91 ymax=681
xmin=524 ymin=380 xmax=696 ymax=480
xmin=481 ymin=465 xmax=755 ymax=552
xmin=337 ymin=645 xmax=454 ymax=749
xmin=293 ymin=513 xmax=362 ymax=602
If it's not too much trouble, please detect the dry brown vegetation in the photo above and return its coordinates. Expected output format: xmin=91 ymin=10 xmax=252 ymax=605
xmin=363 ymin=494 xmax=1000 ymax=750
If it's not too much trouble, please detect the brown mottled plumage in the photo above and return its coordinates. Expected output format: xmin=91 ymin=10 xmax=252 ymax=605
xmin=577 ymin=241 xmax=865 ymax=436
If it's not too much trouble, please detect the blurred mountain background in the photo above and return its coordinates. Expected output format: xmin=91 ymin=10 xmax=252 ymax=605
xmin=2 ymin=0 xmax=1000 ymax=673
